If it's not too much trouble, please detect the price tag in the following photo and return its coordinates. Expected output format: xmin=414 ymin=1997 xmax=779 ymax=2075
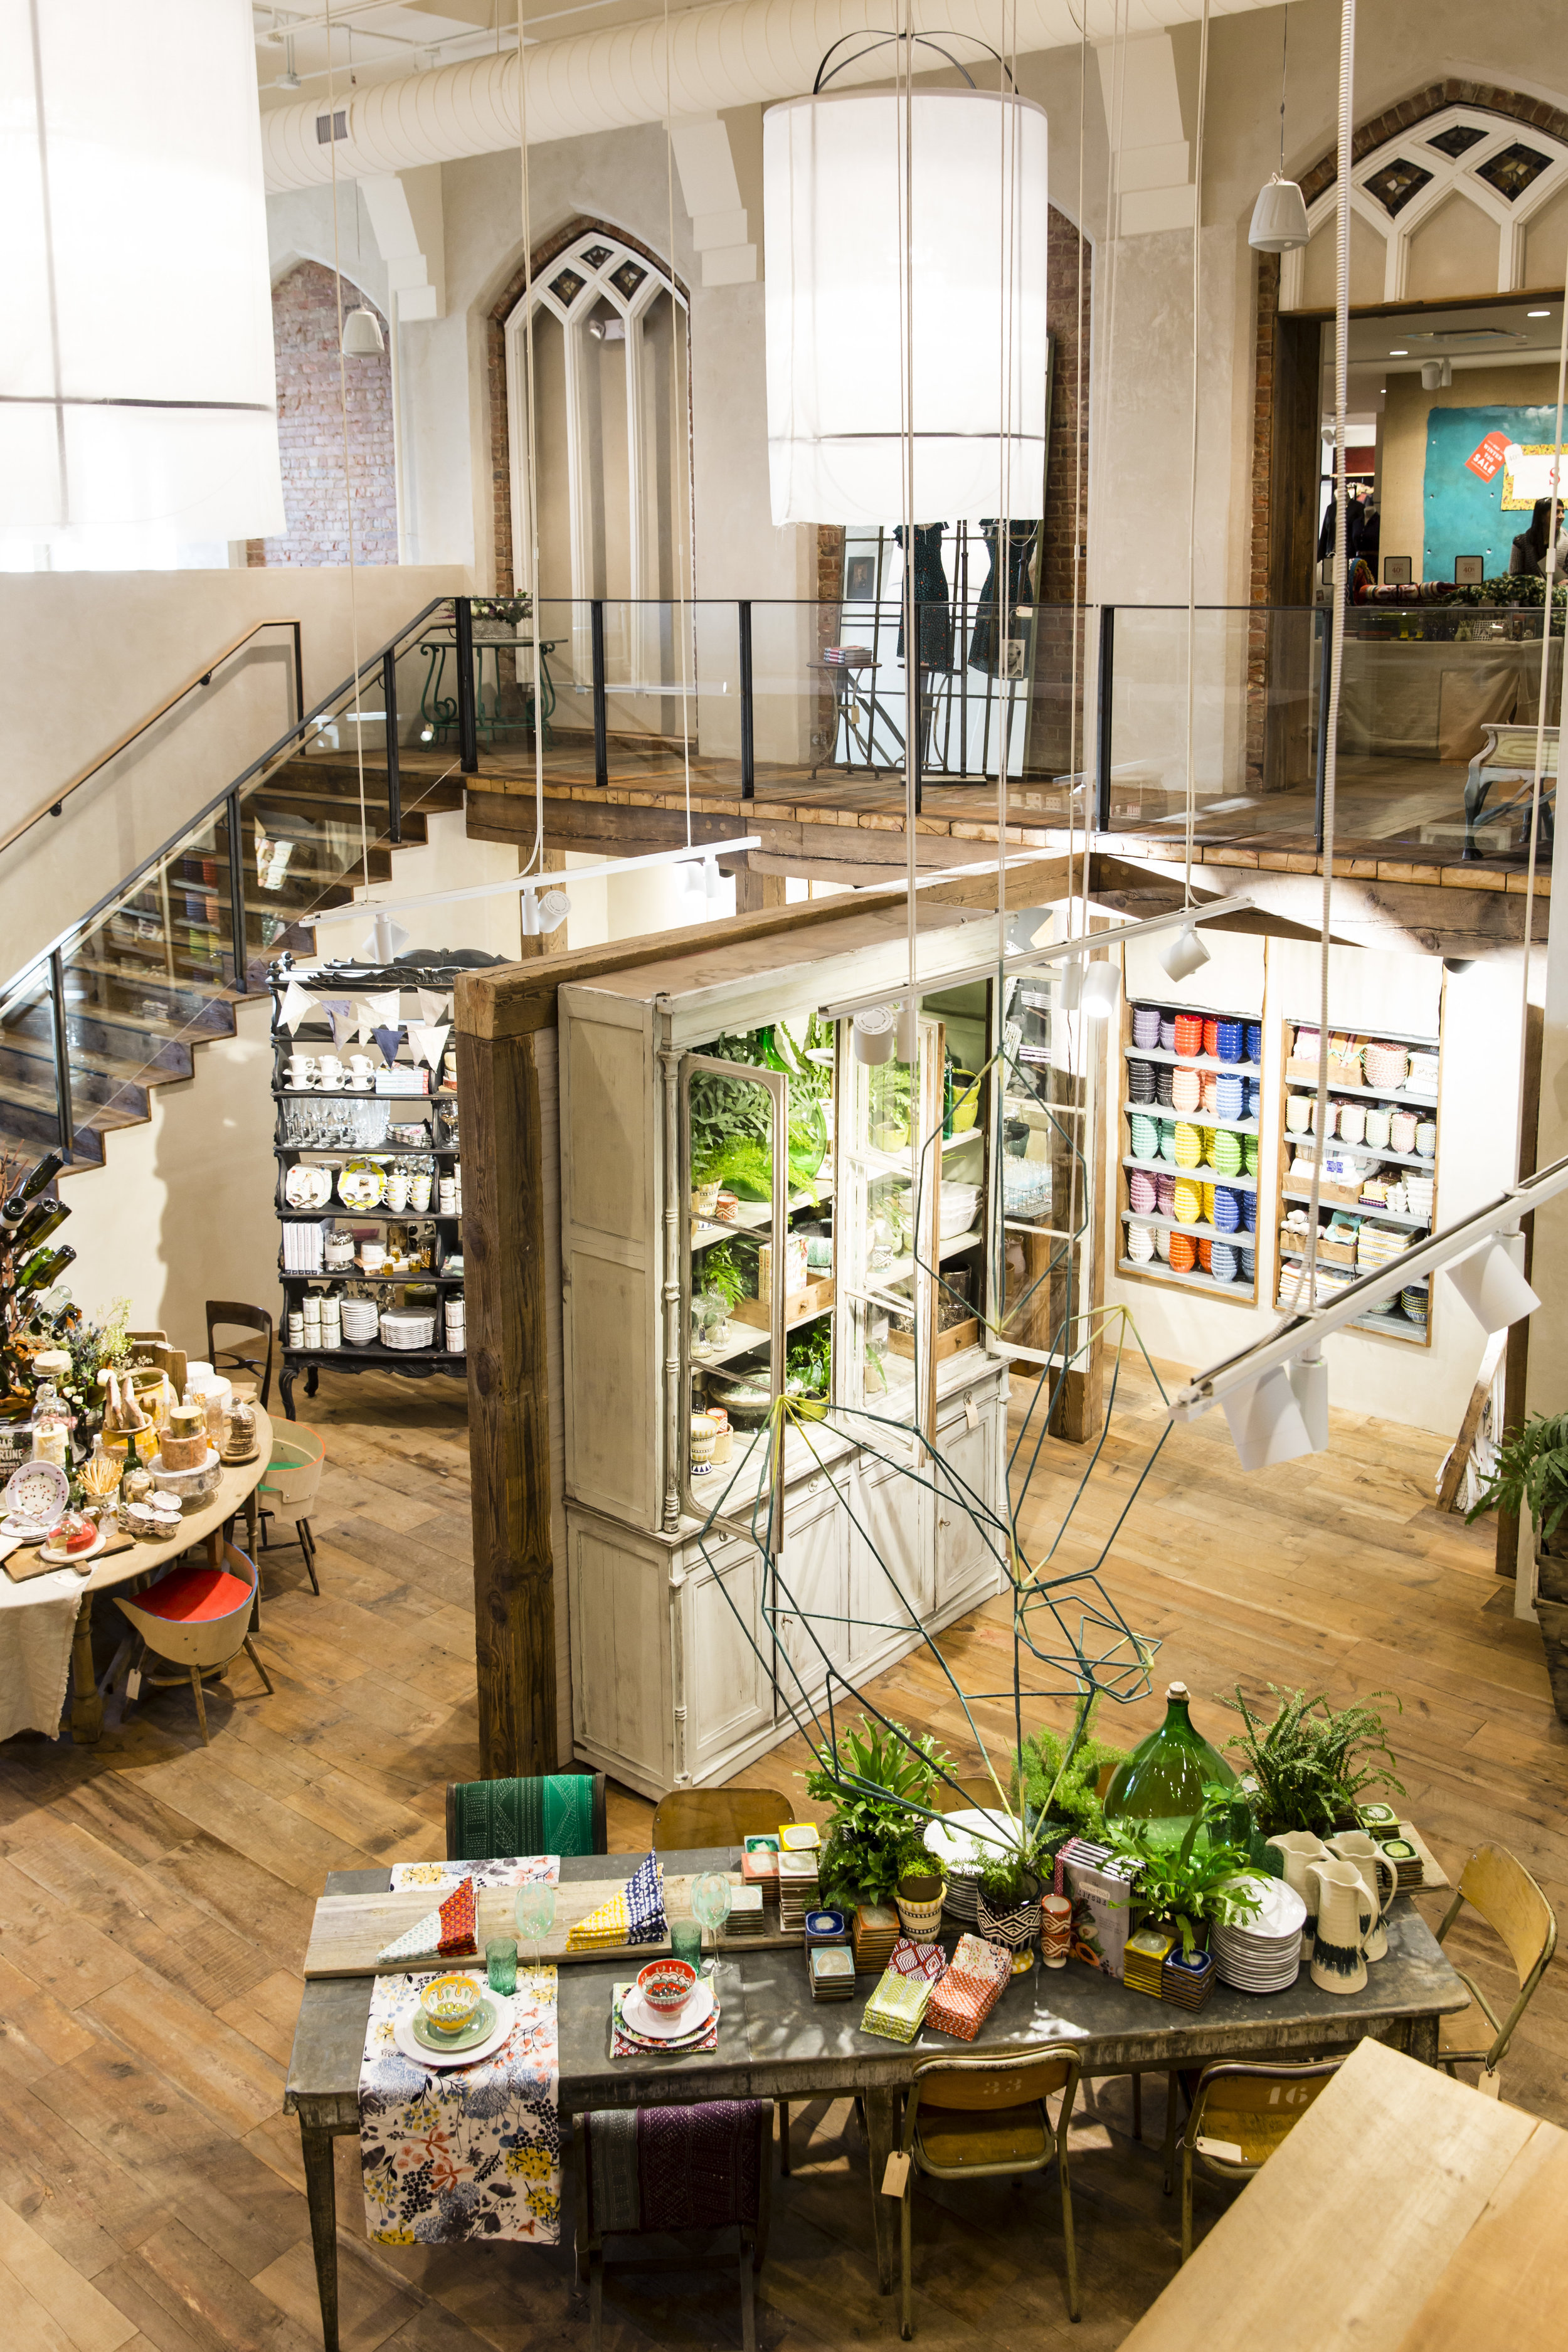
xmin=1194 ymin=2135 xmax=1244 ymax=2164
xmin=965 ymin=1397 xmax=979 ymax=1432
xmin=881 ymin=2151 xmax=911 ymax=2197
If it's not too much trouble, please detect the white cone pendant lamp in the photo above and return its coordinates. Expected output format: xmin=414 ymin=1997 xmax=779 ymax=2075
xmin=763 ymin=85 xmax=1049 ymax=524
xmin=1248 ymin=174 xmax=1310 ymax=253
xmin=1446 ymin=1233 xmax=1540 ymax=1333
xmin=342 ymin=305 xmax=386 ymax=357
xmin=1222 ymin=1365 xmax=1318 ymax=1471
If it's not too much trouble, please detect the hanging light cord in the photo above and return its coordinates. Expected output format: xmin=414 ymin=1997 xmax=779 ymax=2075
xmin=322 ymin=3 xmax=372 ymax=906
xmin=898 ymin=8 xmax=917 ymax=1069
xmin=995 ymin=0 xmax=1019 ymax=962
xmin=1278 ymin=3 xmax=1290 ymax=179
xmin=515 ymin=0 xmax=546 ymax=885
xmin=1068 ymin=6 xmax=1088 ymax=921
xmin=662 ymin=0 xmax=694 ymax=850
xmin=1180 ymin=0 xmax=1211 ymax=913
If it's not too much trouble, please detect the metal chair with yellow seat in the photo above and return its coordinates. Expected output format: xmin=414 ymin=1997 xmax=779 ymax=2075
xmin=1433 ymin=1842 xmax=1557 ymax=2097
xmin=894 ymin=2044 xmax=1084 ymax=2337
xmin=1178 ymin=2057 xmax=1343 ymax=2261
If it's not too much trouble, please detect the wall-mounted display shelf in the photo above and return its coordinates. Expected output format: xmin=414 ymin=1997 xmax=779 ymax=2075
xmin=1116 ymin=997 xmax=1264 ymax=1303
xmin=1272 ymin=1014 xmax=1441 ymax=1349
xmin=267 ymin=958 xmax=476 ymax=1416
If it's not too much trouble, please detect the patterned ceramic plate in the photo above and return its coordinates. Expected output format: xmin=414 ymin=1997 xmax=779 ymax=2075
xmin=619 ymin=1976 xmax=716 ymax=2043
xmin=337 ymin=1163 xmax=385 ymax=1209
xmin=393 ymin=1993 xmax=512 ymax=2070
xmin=2 ymin=1461 xmax=70 ymax=1534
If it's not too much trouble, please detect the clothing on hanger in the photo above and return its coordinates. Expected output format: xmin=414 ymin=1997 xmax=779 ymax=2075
xmin=893 ymin=522 xmax=953 ymax=672
xmin=968 ymin=519 xmax=1039 ymax=674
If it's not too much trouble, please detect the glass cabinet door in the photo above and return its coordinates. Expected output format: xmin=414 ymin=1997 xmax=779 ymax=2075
xmin=835 ymin=1014 xmax=945 ymax=1428
xmin=681 ymin=1054 xmax=787 ymax=1505
xmin=990 ymin=966 xmax=1095 ymax=1371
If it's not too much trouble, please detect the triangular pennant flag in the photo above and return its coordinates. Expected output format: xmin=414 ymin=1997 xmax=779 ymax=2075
xmin=411 ymin=1023 xmax=449 ymax=1072
xmin=277 ymin=978 xmax=315 ymax=1033
xmin=320 ymin=997 xmax=351 ymax=1017
xmin=416 ymin=989 xmax=452 ymax=1025
xmin=357 ymin=989 xmax=401 ymax=1042
xmin=373 ymin=1025 xmax=402 ymax=1068
xmin=377 ymin=1875 xmax=479 ymax=1964
xmin=331 ymin=1010 xmax=358 ymax=1051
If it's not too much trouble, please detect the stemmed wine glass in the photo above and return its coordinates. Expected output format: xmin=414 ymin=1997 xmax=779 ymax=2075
xmin=691 ymin=1871 xmax=733 ymax=1951
xmin=516 ymin=1880 xmax=556 ymax=1976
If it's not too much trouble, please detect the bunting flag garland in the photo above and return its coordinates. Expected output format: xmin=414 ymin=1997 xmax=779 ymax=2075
xmin=416 ymin=988 xmax=452 ymax=1024
xmin=411 ymin=1023 xmax=450 ymax=1072
xmin=277 ymin=978 xmax=316 ymax=1033
xmin=331 ymin=1010 xmax=359 ymax=1051
xmin=356 ymin=990 xmax=401 ymax=1042
xmin=373 ymin=1025 xmax=403 ymax=1069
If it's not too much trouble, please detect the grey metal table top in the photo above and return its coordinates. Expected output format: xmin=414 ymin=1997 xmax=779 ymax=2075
xmin=285 ymin=1845 xmax=1471 ymax=2127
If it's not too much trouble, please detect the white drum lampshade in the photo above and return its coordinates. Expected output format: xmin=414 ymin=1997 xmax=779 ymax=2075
xmin=1 ymin=0 xmax=283 ymax=563
xmin=1248 ymin=174 xmax=1310 ymax=254
xmin=764 ymin=89 xmax=1049 ymax=525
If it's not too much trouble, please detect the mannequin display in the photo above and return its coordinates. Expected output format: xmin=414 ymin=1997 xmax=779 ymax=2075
xmin=893 ymin=522 xmax=953 ymax=671
xmin=1509 ymin=495 xmax=1568 ymax=578
xmin=968 ymin=519 xmax=1039 ymax=674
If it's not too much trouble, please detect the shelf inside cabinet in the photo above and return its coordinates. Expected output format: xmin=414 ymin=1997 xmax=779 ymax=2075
xmin=1125 ymin=1210 xmax=1258 ymax=1246
xmin=1127 ymin=1112 xmax=1259 ymax=1137
xmin=278 ymin=1265 xmax=463 ymax=1285
xmin=1117 ymin=1255 xmax=1256 ymax=1298
xmin=693 ymin=1296 xmax=835 ymax=1370
xmin=277 ymin=1142 xmax=462 ymax=1159
xmin=1283 ymin=1074 xmax=1437 ymax=1109
xmin=278 ymin=1204 xmax=460 ymax=1222
xmin=1122 ymin=1153 xmax=1257 ymax=1193
xmin=1281 ymin=1185 xmax=1429 ymax=1231
xmin=1123 ymin=1045 xmax=1261 ymax=1078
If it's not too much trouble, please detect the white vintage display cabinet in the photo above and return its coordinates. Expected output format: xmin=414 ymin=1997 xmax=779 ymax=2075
xmin=554 ymin=893 xmax=1097 ymax=1798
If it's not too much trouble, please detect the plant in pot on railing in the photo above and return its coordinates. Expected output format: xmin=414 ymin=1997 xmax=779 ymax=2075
xmin=802 ymin=1714 xmax=955 ymax=1919
xmin=1222 ymin=1683 xmax=1405 ymax=1840
xmin=1468 ymin=1412 xmax=1568 ymax=1722
xmin=470 ymin=593 xmax=532 ymax=639
xmin=1101 ymin=1794 xmax=1262 ymax=1958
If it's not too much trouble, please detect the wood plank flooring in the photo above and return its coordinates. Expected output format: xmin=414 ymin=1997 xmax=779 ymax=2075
xmin=0 ymin=1363 xmax=1562 ymax=2352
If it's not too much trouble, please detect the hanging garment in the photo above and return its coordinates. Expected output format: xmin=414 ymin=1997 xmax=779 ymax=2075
xmin=968 ymin=519 xmax=1039 ymax=674
xmin=893 ymin=523 xmax=953 ymax=670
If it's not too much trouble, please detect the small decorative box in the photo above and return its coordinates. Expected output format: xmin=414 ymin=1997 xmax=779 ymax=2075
xmin=861 ymin=1968 xmax=931 ymax=2043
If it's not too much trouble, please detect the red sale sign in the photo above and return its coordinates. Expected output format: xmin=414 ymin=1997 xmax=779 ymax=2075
xmin=1466 ymin=431 xmax=1510 ymax=482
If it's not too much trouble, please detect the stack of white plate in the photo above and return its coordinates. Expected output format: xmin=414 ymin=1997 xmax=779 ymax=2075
xmin=1211 ymin=1873 xmax=1306 ymax=1994
xmin=341 ymin=1299 xmax=379 ymax=1345
xmin=381 ymin=1308 xmax=437 ymax=1350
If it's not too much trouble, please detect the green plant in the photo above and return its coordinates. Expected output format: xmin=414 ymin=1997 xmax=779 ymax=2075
xmin=701 ymin=1242 xmax=745 ymax=1315
xmin=689 ymin=1021 xmax=832 ymax=1201
xmin=1101 ymin=1796 xmax=1261 ymax=1957
xmin=1012 ymin=1696 xmax=1130 ymax=1845
xmin=977 ymin=1853 xmax=1037 ymax=1909
xmin=1222 ymin=1684 xmax=1404 ymax=1839
xmin=785 ymin=1322 xmax=831 ymax=1398
xmin=802 ymin=1714 xmax=955 ymax=1909
xmin=1468 ymin=1412 xmax=1568 ymax=1547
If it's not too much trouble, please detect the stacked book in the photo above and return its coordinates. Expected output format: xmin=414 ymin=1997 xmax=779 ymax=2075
xmin=1123 ymin=1927 xmax=1175 ymax=1999
xmin=852 ymin=1904 xmax=899 ymax=1974
xmin=809 ymin=1946 xmax=857 ymax=2002
xmin=777 ymin=1849 xmax=820 ymax=1932
xmin=861 ymin=1968 xmax=931 ymax=2043
xmin=1162 ymin=1946 xmax=1215 ymax=2010
xmin=723 ymin=1884 xmax=766 ymax=1939
xmin=376 ymin=1066 xmax=429 ymax=1096
xmin=925 ymin=1933 xmax=1010 ymax=2042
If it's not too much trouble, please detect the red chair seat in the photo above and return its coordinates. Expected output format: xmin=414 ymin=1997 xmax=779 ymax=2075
xmin=133 ymin=1565 xmax=252 ymax=1624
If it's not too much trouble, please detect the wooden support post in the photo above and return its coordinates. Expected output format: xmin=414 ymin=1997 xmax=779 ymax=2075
xmin=733 ymin=862 xmax=787 ymax=916
xmin=457 ymin=1015 xmax=558 ymax=1775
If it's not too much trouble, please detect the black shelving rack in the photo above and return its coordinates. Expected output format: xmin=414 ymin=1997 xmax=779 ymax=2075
xmin=267 ymin=958 xmax=473 ymax=1419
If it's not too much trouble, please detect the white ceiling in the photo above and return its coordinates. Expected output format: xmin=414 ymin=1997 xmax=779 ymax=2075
xmin=253 ymin=0 xmax=701 ymax=109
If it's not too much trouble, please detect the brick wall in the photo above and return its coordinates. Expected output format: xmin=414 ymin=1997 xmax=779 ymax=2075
xmin=248 ymin=261 xmax=397 ymax=569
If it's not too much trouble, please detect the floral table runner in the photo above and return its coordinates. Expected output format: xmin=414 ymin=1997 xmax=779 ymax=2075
xmin=389 ymin=1856 xmax=560 ymax=1892
xmin=359 ymin=1961 xmax=561 ymax=2245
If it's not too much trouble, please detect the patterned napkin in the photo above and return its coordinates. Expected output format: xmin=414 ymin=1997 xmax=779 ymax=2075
xmin=378 ymin=1875 xmax=479 ymax=1965
xmin=391 ymin=1857 xmax=561 ymax=1892
xmin=887 ymin=1935 xmax=947 ymax=1985
xmin=359 ymin=1964 xmax=561 ymax=2245
xmin=611 ymin=1969 xmax=721 ymax=2058
xmin=926 ymin=1932 xmax=1012 ymax=2042
xmin=861 ymin=1968 xmax=932 ymax=2043
xmin=568 ymin=1852 xmax=666 ymax=1952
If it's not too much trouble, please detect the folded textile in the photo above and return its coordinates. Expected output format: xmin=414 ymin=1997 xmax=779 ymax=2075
xmin=391 ymin=1856 xmax=560 ymax=1892
xmin=926 ymin=1932 xmax=1011 ymax=2041
xmin=568 ymin=1853 xmax=666 ymax=1951
xmin=861 ymin=1968 xmax=931 ymax=2043
xmin=887 ymin=1935 xmax=947 ymax=1985
xmin=377 ymin=1874 xmax=479 ymax=1964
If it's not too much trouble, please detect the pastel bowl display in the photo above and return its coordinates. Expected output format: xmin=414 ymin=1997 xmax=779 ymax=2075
xmin=636 ymin=1957 xmax=697 ymax=2016
xmin=421 ymin=1973 xmax=484 ymax=2037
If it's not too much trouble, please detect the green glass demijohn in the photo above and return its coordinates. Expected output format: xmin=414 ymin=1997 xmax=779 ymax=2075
xmin=1103 ymin=1681 xmax=1236 ymax=1850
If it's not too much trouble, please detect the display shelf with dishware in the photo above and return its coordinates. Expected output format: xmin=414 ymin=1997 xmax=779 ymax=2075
xmin=1271 ymin=1014 xmax=1441 ymax=1349
xmin=1118 ymin=999 xmax=1264 ymax=1303
xmin=268 ymin=958 xmax=474 ymax=1416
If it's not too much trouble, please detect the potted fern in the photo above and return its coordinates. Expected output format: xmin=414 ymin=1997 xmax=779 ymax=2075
xmin=975 ymin=1849 xmax=1043 ymax=1949
xmin=1470 ymin=1412 xmax=1568 ymax=1721
xmin=801 ymin=1715 xmax=954 ymax=1910
xmin=1221 ymin=1685 xmax=1405 ymax=1838
xmin=1102 ymin=1796 xmax=1261 ymax=1957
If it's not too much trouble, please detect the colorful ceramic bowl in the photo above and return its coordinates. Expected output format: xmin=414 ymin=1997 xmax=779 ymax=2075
xmin=421 ymin=1973 xmax=484 ymax=2037
xmin=637 ymin=1957 xmax=698 ymax=2016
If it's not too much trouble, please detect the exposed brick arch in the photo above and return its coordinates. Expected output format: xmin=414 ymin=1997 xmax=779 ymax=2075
xmin=1296 ymin=79 xmax=1568 ymax=207
xmin=485 ymin=217 xmax=691 ymax=595
xmin=248 ymin=260 xmax=396 ymax=569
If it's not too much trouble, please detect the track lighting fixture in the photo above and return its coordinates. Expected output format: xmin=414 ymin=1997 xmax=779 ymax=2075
xmin=1078 ymin=963 xmax=1121 ymax=1022
xmin=1160 ymin=922 xmax=1211 ymax=984
xmin=1446 ymin=1234 xmax=1540 ymax=1334
xmin=851 ymin=1006 xmax=897 ymax=1066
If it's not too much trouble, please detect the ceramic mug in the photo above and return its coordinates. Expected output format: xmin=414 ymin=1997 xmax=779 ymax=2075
xmin=385 ymin=1174 xmax=409 ymax=1212
xmin=1286 ymin=1094 xmax=1311 ymax=1133
xmin=350 ymin=1054 xmax=373 ymax=1074
xmin=1365 ymin=1108 xmax=1391 ymax=1151
xmin=410 ymin=1175 xmax=433 ymax=1212
xmin=1338 ymin=1103 xmax=1365 ymax=1146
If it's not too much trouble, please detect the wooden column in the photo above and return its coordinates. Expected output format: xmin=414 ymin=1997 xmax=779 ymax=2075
xmin=457 ymin=1009 xmax=558 ymax=1776
xmin=733 ymin=861 xmax=788 ymax=916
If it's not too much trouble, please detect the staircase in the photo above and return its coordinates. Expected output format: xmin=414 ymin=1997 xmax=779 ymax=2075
xmin=0 ymin=600 xmax=469 ymax=1175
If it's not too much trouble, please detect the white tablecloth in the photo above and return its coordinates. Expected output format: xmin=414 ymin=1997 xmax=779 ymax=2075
xmin=0 ymin=1549 xmax=85 ymax=1739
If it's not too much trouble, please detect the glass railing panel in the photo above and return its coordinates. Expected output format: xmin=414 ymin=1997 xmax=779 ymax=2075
xmin=0 ymin=965 xmax=68 ymax=1163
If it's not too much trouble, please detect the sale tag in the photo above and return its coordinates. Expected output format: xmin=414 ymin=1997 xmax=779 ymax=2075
xmin=1194 ymin=2135 xmax=1244 ymax=2164
xmin=965 ymin=1397 xmax=980 ymax=1432
xmin=881 ymin=2151 xmax=912 ymax=2196
xmin=1465 ymin=430 xmax=1510 ymax=482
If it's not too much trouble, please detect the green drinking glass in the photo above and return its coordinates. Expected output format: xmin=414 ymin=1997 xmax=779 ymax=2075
xmin=670 ymin=1919 xmax=703 ymax=1971
xmin=485 ymin=1937 xmax=518 ymax=1996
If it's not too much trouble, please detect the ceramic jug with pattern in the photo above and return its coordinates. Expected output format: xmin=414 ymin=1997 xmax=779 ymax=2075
xmin=1327 ymin=1831 xmax=1399 ymax=1963
xmin=1308 ymin=1858 xmax=1374 ymax=1994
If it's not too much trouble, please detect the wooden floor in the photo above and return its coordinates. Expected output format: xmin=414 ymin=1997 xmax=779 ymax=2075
xmin=0 ymin=1362 xmax=1563 ymax=2352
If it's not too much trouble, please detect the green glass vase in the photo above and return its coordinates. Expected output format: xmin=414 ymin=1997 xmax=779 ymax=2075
xmin=1103 ymin=1682 xmax=1236 ymax=1851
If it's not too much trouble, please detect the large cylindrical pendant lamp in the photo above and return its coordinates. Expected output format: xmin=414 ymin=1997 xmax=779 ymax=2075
xmin=764 ymin=88 xmax=1049 ymax=526
xmin=1 ymin=0 xmax=283 ymax=562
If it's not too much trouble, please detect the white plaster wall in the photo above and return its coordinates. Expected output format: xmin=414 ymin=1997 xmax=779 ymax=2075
xmin=1101 ymin=934 xmax=1525 ymax=1436
xmin=0 ymin=564 xmax=468 ymax=982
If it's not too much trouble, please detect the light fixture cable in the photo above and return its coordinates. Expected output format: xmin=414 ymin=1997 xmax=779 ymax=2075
xmin=514 ymin=0 xmax=548 ymax=893
xmin=662 ymin=0 xmax=695 ymax=854
xmin=322 ymin=2 xmax=373 ymax=914
xmin=1181 ymin=0 xmax=1211 ymax=914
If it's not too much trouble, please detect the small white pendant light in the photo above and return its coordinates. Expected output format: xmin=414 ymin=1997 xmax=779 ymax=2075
xmin=1249 ymin=174 xmax=1310 ymax=253
xmin=342 ymin=305 xmax=386 ymax=356
xmin=1079 ymin=963 xmax=1121 ymax=1022
xmin=852 ymin=1005 xmax=898 ymax=1065
xmin=895 ymin=1000 xmax=919 ymax=1064
xmin=1222 ymin=1365 xmax=1316 ymax=1471
xmin=1160 ymin=922 xmax=1211 ymax=983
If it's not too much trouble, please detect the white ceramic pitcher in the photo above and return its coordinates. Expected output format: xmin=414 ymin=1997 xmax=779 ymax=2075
xmin=1308 ymin=1858 xmax=1375 ymax=1994
xmin=1265 ymin=1831 xmax=1330 ymax=1926
xmin=1327 ymin=1831 xmax=1399 ymax=1962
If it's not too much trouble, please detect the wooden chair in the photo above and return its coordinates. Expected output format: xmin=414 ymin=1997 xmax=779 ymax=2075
xmin=112 ymin=1540 xmax=273 ymax=1747
xmin=445 ymin=1771 xmax=607 ymax=1860
xmin=650 ymin=1788 xmax=789 ymax=1851
xmin=1434 ymin=1843 xmax=1558 ymax=2095
xmin=206 ymin=1300 xmax=274 ymax=1410
xmin=575 ymin=2099 xmax=771 ymax=2352
xmin=1178 ymin=2057 xmax=1343 ymax=2260
xmin=895 ymin=2045 xmax=1083 ymax=2336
